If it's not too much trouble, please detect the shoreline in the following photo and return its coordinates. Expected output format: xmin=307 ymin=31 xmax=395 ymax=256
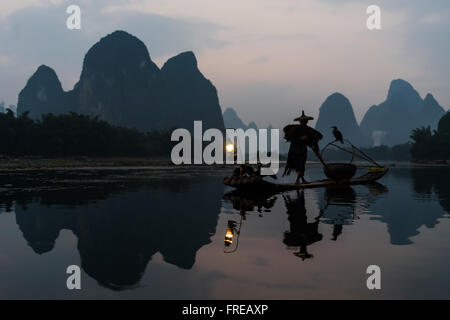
xmin=0 ymin=157 xmax=449 ymax=171
xmin=0 ymin=157 xmax=239 ymax=171
xmin=0 ymin=157 xmax=173 ymax=170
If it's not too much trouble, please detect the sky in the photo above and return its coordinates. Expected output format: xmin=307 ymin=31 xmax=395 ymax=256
xmin=1 ymin=0 xmax=449 ymax=129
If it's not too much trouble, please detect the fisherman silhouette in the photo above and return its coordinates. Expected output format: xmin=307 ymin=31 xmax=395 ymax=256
xmin=331 ymin=126 xmax=344 ymax=144
xmin=283 ymin=110 xmax=325 ymax=185
xmin=331 ymin=224 xmax=343 ymax=241
xmin=282 ymin=190 xmax=323 ymax=260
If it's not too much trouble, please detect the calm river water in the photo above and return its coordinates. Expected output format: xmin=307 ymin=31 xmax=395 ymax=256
xmin=0 ymin=165 xmax=449 ymax=299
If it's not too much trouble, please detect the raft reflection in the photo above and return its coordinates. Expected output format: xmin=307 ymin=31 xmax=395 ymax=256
xmin=222 ymin=182 xmax=388 ymax=259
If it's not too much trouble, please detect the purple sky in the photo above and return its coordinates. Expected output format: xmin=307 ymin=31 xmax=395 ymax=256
xmin=1 ymin=0 xmax=449 ymax=128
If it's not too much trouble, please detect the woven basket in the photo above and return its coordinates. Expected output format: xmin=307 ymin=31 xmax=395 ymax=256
xmin=323 ymin=163 xmax=357 ymax=180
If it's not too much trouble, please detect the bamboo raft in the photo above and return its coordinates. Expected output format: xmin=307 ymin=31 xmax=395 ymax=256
xmin=223 ymin=167 xmax=388 ymax=192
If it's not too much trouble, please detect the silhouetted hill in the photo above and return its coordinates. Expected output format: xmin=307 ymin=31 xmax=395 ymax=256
xmin=247 ymin=121 xmax=258 ymax=130
xmin=17 ymin=65 xmax=68 ymax=118
xmin=162 ymin=51 xmax=225 ymax=132
xmin=360 ymin=79 xmax=445 ymax=146
xmin=222 ymin=107 xmax=289 ymax=154
xmin=422 ymin=93 xmax=446 ymax=128
xmin=18 ymin=30 xmax=225 ymax=133
xmin=315 ymin=92 xmax=368 ymax=147
xmin=72 ymin=30 xmax=168 ymax=130
xmin=223 ymin=107 xmax=254 ymax=130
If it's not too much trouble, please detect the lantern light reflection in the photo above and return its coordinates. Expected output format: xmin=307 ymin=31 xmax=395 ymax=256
xmin=224 ymin=220 xmax=238 ymax=247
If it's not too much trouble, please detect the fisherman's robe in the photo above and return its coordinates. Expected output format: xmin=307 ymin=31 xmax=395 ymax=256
xmin=283 ymin=124 xmax=323 ymax=176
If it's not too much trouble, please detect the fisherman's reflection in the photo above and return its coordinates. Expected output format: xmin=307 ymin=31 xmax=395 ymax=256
xmin=283 ymin=190 xmax=322 ymax=260
xmin=331 ymin=224 xmax=343 ymax=241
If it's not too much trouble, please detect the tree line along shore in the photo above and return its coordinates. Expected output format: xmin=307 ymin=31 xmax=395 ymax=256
xmin=1 ymin=110 xmax=449 ymax=168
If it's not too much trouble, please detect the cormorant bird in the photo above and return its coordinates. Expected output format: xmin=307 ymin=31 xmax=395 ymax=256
xmin=331 ymin=126 xmax=344 ymax=144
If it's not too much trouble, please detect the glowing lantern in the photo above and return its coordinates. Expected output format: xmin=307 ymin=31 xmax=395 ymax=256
xmin=224 ymin=220 xmax=238 ymax=247
xmin=224 ymin=228 xmax=234 ymax=246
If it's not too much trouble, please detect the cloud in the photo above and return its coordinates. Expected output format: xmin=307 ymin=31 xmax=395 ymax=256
xmin=0 ymin=0 xmax=64 ymax=18
xmin=1 ymin=0 xmax=449 ymax=122
xmin=0 ymin=0 xmax=224 ymax=105
xmin=248 ymin=56 xmax=269 ymax=64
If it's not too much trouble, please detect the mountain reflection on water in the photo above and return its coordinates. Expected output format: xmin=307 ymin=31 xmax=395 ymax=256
xmin=0 ymin=169 xmax=224 ymax=290
xmin=367 ymin=167 xmax=450 ymax=245
xmin=0 ymin=165 xmax=449 ymax=298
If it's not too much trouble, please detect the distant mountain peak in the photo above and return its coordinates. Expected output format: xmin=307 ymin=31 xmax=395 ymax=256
xmin=17 ymin=64 xmax=66 ymax=117
xmin=328 ymin=92 xmax=347 ymax=99
xmin=161 ymin=50 xmax=224 ymax=132
xmin=223 ymin=107 xmax=238 ymax=117
xmin=30 ymin=65 xmax=62 ymax=86
xmin=422 ymin=92 xmax=445 ymax=126
xmin=388 ymin=78 xmax=414 ymax=91
xmin=424 ymin=93 xmax=439 ymax=105
xmin=166 ymin=51 xmax=197 ymax=66
xmin=36 ymin=64 xmax=57 ymax=74
xmin=108 ymin=29 xmax=133 ymax=37
xmin=360 ymin=79 xmax=445 ymax=146
xmin=318 ymin=92 xmax=356 ymax=118
xmin=18 ymin=31 xmax=225 ymax=132
xmin=162 ymin=51 xmax=199 ymax=76
xmin=320 ymin=92 xmax=352 ymax=109
xmin=425 ymin=93 xmax=435 ymax=100
xmin=88 ymin=30 xmax=147 ymax=52
xmin=315 ymin=92 xmax=367 ymax=146
xmin=81 ymin=30 xmax=156 ymax=76
xmin=387 ymin=79 xmax=421 ymax=101
xmin=247 ymin=121 xmax=258 ymax=130
xmin=95 ymin=30 xmax=145 ymax=48
xmin=223 ymin=107 xmax=257 ymax=130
